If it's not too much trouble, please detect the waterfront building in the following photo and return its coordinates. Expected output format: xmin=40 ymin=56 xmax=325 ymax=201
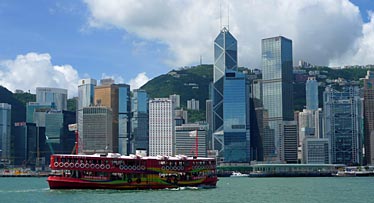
xmin=13 ymin=122 xmax=48 ymax=168
xmin=81 ymin=106 xmax=113 ymax=154
xmin=314 ymin=108 xmax=324 ymax=139
xmin=118 ymin=84 xmax=131 ymax=155
xmin=250 ymin=79 xmax=264 ymax=161
xmin=131 ymin=89 xmax=149 ymax=154
xmin=261 ymin=36 xmax=294 ymax=162
xmin=149 ymin=98 xmax=175 ymax=156
xmin=363 ymin=71 xmax=374 ymax=165
xmin=175 ymin=123 xmax=208 ymax=157
xmin=187 ymin=99 xmax=200 ymax=110
xmin=223 ymin=70 xmax=250 ymax=162
xmin=205 ymin=100 xmax=213 ymax=150
xmin=94 ymin=79 xmax=119 ymax=153
xmin=26 ymin=102 xmax=53 ymax=124
xmin=302 ymin=138 xmax=329 ymax=164
xmin=36 ymin=87 xmax=67 ymax=110
xmin=306 ymin=77 xmax=318 ymax=111
xmin=77 ymin=78 xmax=97 ymax=154
xmin=45 ymin=110 xmax=76 ymax=154
xmin=0 ymin=103 xmax=11 ymax=162
xmin=323 ymin=86 xmax=362 ymax=165
xmin=282 ymin=121 xmax=298 ymax=163
xmin=298 ymin=109 xmax=315 ymax=145
xmin=212 ymin=27 xmax=238 ymax=158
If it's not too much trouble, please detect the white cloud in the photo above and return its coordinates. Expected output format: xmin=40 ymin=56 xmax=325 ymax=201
xmin=100 ymin=73 xmax=125 ymax=84
xmin=330 ymin=11 xmax=374 ymax=66
xmin=128 ymin=72 xmax=149 ymax=90
xmin=84 ymin=0 xmax=373 ymax=68
xmin=0 ymin=52 xmax=79 ymax=97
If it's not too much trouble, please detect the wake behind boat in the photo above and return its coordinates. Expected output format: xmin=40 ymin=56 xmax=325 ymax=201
xmin=230 ymin=171 xmax=249 ymax=177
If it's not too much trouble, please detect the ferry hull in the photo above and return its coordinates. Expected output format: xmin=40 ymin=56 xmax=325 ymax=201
xmin=48 ymin=176 xmax=217 ymax=190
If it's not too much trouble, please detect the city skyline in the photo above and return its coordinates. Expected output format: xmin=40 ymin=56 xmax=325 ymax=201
xmin=0 ymin=0 xmax=373 ymax=97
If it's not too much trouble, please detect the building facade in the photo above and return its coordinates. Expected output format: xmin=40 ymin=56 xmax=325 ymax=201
xmin=77 ymin=78 xmax=97 ymax=155
xmin=363 ymin=71 xmax=374 ymax=165
xmin=175 ymin=123 xmax=208 ymax=157
xmin=131 ymin=89 xmax=149 ymax=154
xmin=261 ymin=36 xmax=294 ymax=162
xmin=118 ymin=84 xmax=131 ymax=155
xmin=81 ymin=106 xmax=113 ymax=154
xmin=223 ymin=71 xmax=250 ymax=162
xmin=0 ymin=103 xmax=11 ymax=162
xmin=36 ymin=87 xmax=67 ymax=110
xmin=306 ymin=77 xmax=319 ymax=111
xmin=212 ymin=27 xmax=237 ymax=158
xmin=302 ymin=138 xmax=329 ymax=164
xmin=149 ymin=98 xmax=175 ymax=156
xmin=94 ymin=80 xmax=119 ymax=153
xmin=323 ymin=86 xmax=362 ymax=165
xmin=187 ymin=99 xmax=200 ymax=110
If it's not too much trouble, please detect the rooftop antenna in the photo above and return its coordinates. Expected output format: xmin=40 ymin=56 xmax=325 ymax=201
xmin=227 ymin=3 xmax=230 ymax=30
xmin=219 ymin=0 xmax=222 ymax=29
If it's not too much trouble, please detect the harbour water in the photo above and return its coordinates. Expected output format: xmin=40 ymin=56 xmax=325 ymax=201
xmin=1 ymin=177 xmax=374 ymax=203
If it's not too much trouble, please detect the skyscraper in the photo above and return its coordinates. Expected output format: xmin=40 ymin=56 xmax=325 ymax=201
xmin=118 ymin=84 xmax=131 ymax=155
xmin=306 ymin=77 xmax=318 ymax=111
xmin=212 ymin=27 xmax=237 ymax=158
xmin=131 ymin=89 xmax=149 ymax=153
xmin=363 ymin=71 xmax=374 ymax=164
xmin=81 ymin=106 xmax=113 ymax=154
xmin=94 ymin=80 xmax=119 ymax=153
xmin=324 ymin=86 xmax=362 ymax=165
xmin=262 ymin=36 xmax=294 ymax=162
xmin=223 ymin=71 xmax=250 ymax=162
xmin=149 ymin=98 xmax=175 ymax=156
xmin=77 ymin=78 xmax=97 ymax=154
xmin=78 ymin=79 xmax=97 ymax=110
xmin=0 ymin=103 xmax=11 ymax=162
xmin=36 ymin=87 xmax=67 ymax=110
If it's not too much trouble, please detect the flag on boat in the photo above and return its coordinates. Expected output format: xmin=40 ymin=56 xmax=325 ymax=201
xmin=189 ymin=130 xmax=197 ymax=137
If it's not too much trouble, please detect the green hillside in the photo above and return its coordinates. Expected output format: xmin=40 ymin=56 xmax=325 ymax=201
xmin=141 ymin=64 xmax=213 ymax=111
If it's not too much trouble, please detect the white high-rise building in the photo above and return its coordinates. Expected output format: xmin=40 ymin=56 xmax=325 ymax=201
xmin=0 ymin=103 xmax=11 ymax=161
xmin=78 ymin=79 xmax=97 ymax=110
xmin=149 ymin=98 xmax=175 ymax=156
xmin=36 ymin=87 xmax=67 ymax=110
xmin=187 ymin=99 xmax=200 ymax=110
xmin=298 ymin=109 xmax=315 ymax=146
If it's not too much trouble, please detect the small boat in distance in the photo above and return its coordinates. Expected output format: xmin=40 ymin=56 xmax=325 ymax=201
xmin=230 ymin=171 xmax=249 ymax=177
xmin=47 ymin=153 xmax=218 ymax=190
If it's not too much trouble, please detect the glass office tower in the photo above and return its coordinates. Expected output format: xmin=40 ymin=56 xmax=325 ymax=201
xmin=131 ymin=89 xmax=149 ymax=154
xmin=262 ymin=36 xmax=294 ymax=162
xmin=306 ymin=77 xmax=318 ymax=111
xmin=223 ymin=71 xmax=250 ymax=162
xmin=36 ymin=87 xmax=67 ymax=110
xmin=212 ymin=27 xmax=237 ymax=158
xmin=118 ymin=84 xmax=131 ymax=155
xmin=324 ymin=86 xmax=362 ymax=165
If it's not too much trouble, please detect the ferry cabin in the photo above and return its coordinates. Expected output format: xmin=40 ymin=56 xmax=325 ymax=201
xmin=49 ymin=153 xmax=217 ymax=189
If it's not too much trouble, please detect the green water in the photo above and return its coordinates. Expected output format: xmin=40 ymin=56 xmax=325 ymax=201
xmin=0 ymin=177 xmax=373 ymax=203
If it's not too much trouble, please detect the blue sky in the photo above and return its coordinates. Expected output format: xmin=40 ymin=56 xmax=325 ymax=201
xmin=0 ymin=0 xmax=373 ymax=97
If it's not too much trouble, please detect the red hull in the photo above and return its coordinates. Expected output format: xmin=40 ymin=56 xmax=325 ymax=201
xmin=48 ymin=176 xmax=217 ymax=190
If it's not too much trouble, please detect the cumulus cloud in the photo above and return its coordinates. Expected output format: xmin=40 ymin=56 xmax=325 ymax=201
xmin=0 ymin=52 xmax=79 ymax=97
xmin=100 ymin=73 xmax=125 ymax=84
xmin=84 ymin=0 xmax=373 ymax=68
xmin=129 ymin=72 xmax=150 ymax=90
